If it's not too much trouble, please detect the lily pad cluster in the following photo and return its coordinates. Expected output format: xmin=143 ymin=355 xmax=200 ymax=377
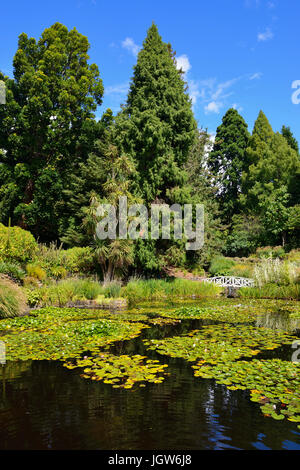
xmin=144 ymin=324 xmax=296 ymax=364
xmin=0 ymin=307 xmax=149 ymax=361
xmin=64 ymin=353 xmax=169 ymax=389
xmin=159 ymin=304 xmax=260 ymax=323
xmin=193 ymin=359 xmax=300 ymax=427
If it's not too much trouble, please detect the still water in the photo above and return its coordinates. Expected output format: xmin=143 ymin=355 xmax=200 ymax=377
xmin=0 ymin=304 xmax=299 ymax=450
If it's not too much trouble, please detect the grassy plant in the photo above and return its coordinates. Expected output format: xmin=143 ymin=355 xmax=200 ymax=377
xmin=27 ymin=278 xmax=105 ymax=307
xmin=0 ymin=276 xmax=27 ymax=318
xmin=121 ymin=278 xmax=221 ymax=305
xmin=253 ymin=258 xmax=298 ymax=287
xmin=238 ymin=284 xmax=300 ymax=300
xmin=103 ymin=282 xmax=122 ymax=298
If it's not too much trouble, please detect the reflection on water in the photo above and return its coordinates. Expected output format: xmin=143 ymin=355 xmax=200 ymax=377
xmin=0 ymin=299 xmax=299 ymax=450
xmin=0 ymin=358 xmax=299 ymax=450
xmin=256 ymin=312 xmax=300 ymax=333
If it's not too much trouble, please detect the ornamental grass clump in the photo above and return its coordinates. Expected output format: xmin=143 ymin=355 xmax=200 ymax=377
xmin=253 ymin=258 xmax=298 ymax=287
xmin=0 ymin=276 xmax=27 ymax=318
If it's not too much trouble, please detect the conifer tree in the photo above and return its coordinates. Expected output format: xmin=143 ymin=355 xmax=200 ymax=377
xmin=116 ymin=23 xmax=196 ymax=203
xmin=208 ymin=108 xmax=250 ymax=223
xmin=242 ymin=111 xmax=300 ymax=211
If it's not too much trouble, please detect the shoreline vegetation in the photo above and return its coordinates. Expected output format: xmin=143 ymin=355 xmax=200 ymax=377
xmin=0 ymin=224 xmax=299 ymax=318
xmin=0 ymin=241 xmax=299 ymax=318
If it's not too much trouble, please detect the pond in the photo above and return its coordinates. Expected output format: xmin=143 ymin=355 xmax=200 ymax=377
xmin=0 ymin=299 xmax=299 ymax=450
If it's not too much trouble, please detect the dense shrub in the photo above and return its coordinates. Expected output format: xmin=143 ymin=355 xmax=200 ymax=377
xmin=0 ymin=261 xmax=25 ymax=283
xmin=229 ymin=263 xmax=253 ymax=278
xmin=0 ymin=224 xmax=38 ymax=262
xmin=256 ymin=246 xmax=285 ymax=259
xmin=209 ymin=256 xmax=236 ymax=276
xmin=64 ymin=247 xmax=95 ymax=273
xmin=0 ymin=276 xmax=27 ymax=318
xmin=26 ymin=264 xmax=47 ymax=281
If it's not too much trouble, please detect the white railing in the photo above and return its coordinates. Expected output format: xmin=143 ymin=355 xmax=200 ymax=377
xmin=204 ymin=276 xmax=255 ymax=288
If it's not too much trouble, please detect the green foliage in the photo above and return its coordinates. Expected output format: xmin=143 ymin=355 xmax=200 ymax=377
xmin=226 ymin=214 xmax=263 ymax=256
xmin=27 ymin=278 xmax=105 ymax=307
xmin=0 ymin=276 xmax=27 ymax=318
xmin=0 ymin=261 xmax=25 ymax=283
xmin=242 ymin=112 xmax=300 ymax=213
xmin=0 ymin=307 xmax=147 ymax=361
xmin=103 ymin=282 xmax=122 ymax=299
xmin=194 ymin=359 xmax=300 ymax=425
xmin=0 ymin=223 xmax=37 ymax=262
xmin=0 ymin=23 xmax=103 ymax=241
xmin=26 ymin=263 xmax=47 ymax=281
xmin=121 ymin=278 xmax=221 ymax=305
xmin=209 ymin=255 xmax=236 ymax=276
xmin=208 ymin=108 xmax=250 ymax=223
xmin=64 ymin=247 xmax=95 ymax=273
xmin=256 ymin=246 xmax=285 ymax=259
xmin=238 ymin=284 xmax=300 ymax=300
xmin=253 ymin=258 xmax=298 ymax=287
xmin=281 ymin=125 xmax=299 ymax=155
xmin=65 ymin=353 xmax=168 ymax=388
xmin=116 ymin=23 xmax=196 ymax=203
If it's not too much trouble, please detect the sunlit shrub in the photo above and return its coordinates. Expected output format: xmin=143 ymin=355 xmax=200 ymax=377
xmin=26 ymin=263 xmax=47 ymax=281
xmin=0 ymin=224 xmax=37 ymax=262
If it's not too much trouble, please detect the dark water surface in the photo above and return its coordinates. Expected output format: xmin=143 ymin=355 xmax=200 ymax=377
xmin=0 ymin=303 xmax=300 ymax=450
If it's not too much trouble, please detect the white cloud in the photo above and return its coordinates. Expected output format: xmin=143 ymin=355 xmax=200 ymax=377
xmin=105 ymin=82 xmax=129 ymax=96
xmin=257 ymin=28 xmax=274 ymax=42
xmin=232 ymin=103 xmax=244 ymax=112
xmin=121 ymin=37 xmax=141 ymax=57
xmin=249 ymin=72 xmax=263 ymax=80
xmin=204 ymin=101 xmax=223 ymax=114
xmin=176 ymin=54 xmax=191 ymax=74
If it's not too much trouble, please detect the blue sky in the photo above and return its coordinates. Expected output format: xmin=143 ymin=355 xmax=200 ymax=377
xmin=1 ymin=0 xmax=300 ymax=141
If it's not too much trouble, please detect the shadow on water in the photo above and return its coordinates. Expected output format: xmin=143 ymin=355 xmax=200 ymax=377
xmin=0 ymin=300 xmax=299 ymax=450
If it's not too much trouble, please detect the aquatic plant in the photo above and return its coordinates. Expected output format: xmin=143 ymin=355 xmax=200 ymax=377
xmin=64 ymin=353 xmax=169 ymax=388
xmin=0 ymin=307 xmax=149 ymax=361
xmin=144 ymin=324 xmax=296 ymax=364
xmin=193 ymin=359 xmax=300 ymax=427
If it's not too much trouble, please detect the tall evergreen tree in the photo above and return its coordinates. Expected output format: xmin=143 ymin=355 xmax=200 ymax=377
xmin=242 ymin=111 xmax=299 ymax=210
xmin=281 ymin=125 xmax=299 ymax=155
xmin=207 ymin=108 xmax=250 ymax=223
xmin=0 ymin=23 xmax=103 ymax=241
xmin=116 ymin=23 xmax=197 ymax=203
